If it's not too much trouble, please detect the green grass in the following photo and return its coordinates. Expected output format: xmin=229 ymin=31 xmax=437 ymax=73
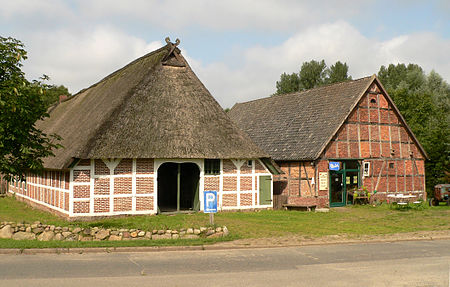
xmin=0 ymin=196 xmax=448 ymax=249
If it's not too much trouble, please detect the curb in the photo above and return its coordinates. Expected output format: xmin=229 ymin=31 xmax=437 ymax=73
xmin=1 ymin=235 xmax=449 ymax=255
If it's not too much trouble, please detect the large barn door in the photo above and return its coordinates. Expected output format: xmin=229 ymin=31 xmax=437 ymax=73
xmin=157 ymin=163 xmax=200 ymax=213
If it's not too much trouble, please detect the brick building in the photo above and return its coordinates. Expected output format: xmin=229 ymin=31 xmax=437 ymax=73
xmin=229 ymin=76 xmax=427 ymax=208
xmin=8 ymin=39 xmax=278 ymax=218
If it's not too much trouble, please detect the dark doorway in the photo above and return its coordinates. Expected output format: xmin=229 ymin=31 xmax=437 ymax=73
xmin=157 ymin=162 xmax=200 ymax=213
xmin=329 ymin=160 xmax=360 ymax=207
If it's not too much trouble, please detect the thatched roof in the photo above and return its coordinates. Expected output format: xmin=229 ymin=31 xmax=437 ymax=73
xmin=228 ymin=76 xmax=428 ymax=161
xmin=38 ymin=40 xmax=269 ymax=169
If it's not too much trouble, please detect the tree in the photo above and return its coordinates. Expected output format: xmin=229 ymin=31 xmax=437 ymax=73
xmin=275 ymin=72 xmax=300 ymax=95
xmin=298 ymin=60 xmax=327 ymax=90
xmin=326 ymin=61 xmax=352 ymax=84
xmin=0 ymin=37 xmax=61 ymax=181
xmin=377 ymin=63 xmax=450 ymax=194
xmin=274 ymin=60 xmax=351 ymax=95
xmin=41 ymin=84 xmax=70 ymax=108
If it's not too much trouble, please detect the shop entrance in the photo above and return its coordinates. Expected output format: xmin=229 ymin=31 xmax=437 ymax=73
xmin=157 ymin=162 xmax=200 ymax=213
xmin=329 ymin=161 xmax=360 ymax=207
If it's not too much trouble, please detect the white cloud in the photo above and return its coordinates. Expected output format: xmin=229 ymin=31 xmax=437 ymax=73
xmin=191 ymin=21 xmax=450 ymax=108
xmin=22 ymin=26 xmax=162 ymax=94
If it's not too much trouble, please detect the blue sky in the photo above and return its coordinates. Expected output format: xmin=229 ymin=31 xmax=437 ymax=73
xmin=1 ymin=0 xmax=449 ymax=107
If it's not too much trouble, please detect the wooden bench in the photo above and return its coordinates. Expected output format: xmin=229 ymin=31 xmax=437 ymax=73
xmin=282 ymin=204 xmax=317 ymax=212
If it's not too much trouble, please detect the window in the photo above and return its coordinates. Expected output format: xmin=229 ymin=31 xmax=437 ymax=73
xmin=389 ymin=162 xmax=395 ymax=169
xmin=363 ymin=162 xmax=370 ymax=177
xmin=247 ymin=160 xmax=253 ymax=167
xmin=370 ymin=98 xmax=377 ymax=104
xmin=204 ymin=159 xmax=220 ymax=175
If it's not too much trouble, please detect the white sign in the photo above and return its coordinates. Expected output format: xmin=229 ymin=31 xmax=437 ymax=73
xmin=319 ymin=172 xmax=328 ymax=190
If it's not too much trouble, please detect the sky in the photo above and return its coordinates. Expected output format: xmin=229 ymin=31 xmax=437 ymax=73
xmin=1 ymin=0 xmax=449 ymax=108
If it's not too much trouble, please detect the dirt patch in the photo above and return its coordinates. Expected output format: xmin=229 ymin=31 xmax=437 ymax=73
xmin=213 ymin=230 xmax=450 ymax=248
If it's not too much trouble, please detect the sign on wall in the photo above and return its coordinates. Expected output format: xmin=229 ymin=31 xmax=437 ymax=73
xmin=329 ymin=162 xmax=341 ymax=171
xmin=204 ymin=190 xmax=217 ymax=213
xmin=319 ymin=172 xmax=328 ymax=190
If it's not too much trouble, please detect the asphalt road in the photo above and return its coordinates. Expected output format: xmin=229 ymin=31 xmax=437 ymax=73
xmin=0 ymin=240 xmax=449 ymax=287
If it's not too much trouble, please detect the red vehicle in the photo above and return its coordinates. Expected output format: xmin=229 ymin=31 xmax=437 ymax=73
xmin=429 ymin=184 xmax=450 ymax=206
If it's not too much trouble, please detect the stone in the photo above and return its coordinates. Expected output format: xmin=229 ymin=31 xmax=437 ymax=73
xmin=180 ymin=231 xmax=186 ymax=235
xmin=31 ymin=224 xmax=38 ymax=229
xmin=138 ymin=231 xmax=146 ymax=237
xmin=157 ymin=230 xmax=165 ymax=235
xmin=165 ymin=230 xmax=172 ymax=234
xmin=187 ymin=228 xmax=194 ymax=234
xmin=152 ymin=230 xmax=158 ymax=234
xmin=19 ymin=226 xmax=26 ymax=231
xmin=65 ymin=234 xmax=77 ymax=241
xmin=72 ymin=227 xmax=82 ymax=234
xmin=122 ymin=231 xmax=131 ymax=238
xmin=208 ymin=232 xmax=223 ymax=238
xmin=206 ymin=230 xmax=215 ymax=236
xmin=152 ymin=234 xmax=172 ymax=240
xmin=55 ymin=227 xmax=62 ymax=231
xmin=62 ymin=227 xmax=69 ymax=232
xmin=223 ymin=226 xmax=229 ymax=237
xmin=0 ymin=225 xmax=13 ymax=239
xmin=49 ymin=225 xmax=55 ymax=231
xmin=80 ymin=236 xmax=92 ymax=241
xmin=182 ymin=234 xmax=199 ymax=239
xmin=109 ymin=235 xmax=122 ymax=241
xmin=61 ymin=231 xmax=72 ymax=238
xmin=215 ymin=227 xmax=222 ymax=232
xmin=193 ymin=229 xmax=201 ymax=235
xmin=25 ymin=227 xmax=31 ymax=233
xmin=315 ymin=208 xmax=330 ymax=213
xmin=33 ymin=221 xmax=41 ymax=225
xmin=32 ymin=227 xmax=44 ymax=234
xmin=200 ymin=227 xmax=207 ymax=232
xmin=38 ymin=231 xmax=55 ymax=241
xmin=144 ymin=232 xmax=152 ymax=239
xmin=54 ymin=233 xmax=63 ymax=241
xmin=171 ymin=230 xmax=178 ymax=234
xmin=130 ymin=231 xmax=138 ymax=238
xmin=119 ymin=229 xmax=128 ymax=232
xmin=95 ymin=229 xmax=110 ymax=240
xmin=83 ymin=228 xmax=91 ymax=235
xmin=12 ymin=232 xmax=36 ymax=240
xmin=172 ymin=234 xmax=179 ymax=239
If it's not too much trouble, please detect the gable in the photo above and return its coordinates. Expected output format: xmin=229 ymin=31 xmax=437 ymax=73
xmin=322 ymin=80 xmax=427 ymax=160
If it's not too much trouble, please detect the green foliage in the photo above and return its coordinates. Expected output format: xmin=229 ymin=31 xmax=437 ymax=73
xmin=298 ymin=59 xmax=327 ymax=90
xmin=274 ymin=59 xmax=351 ymax=95
xmin=41 ymin=84 xmax=70 ymax=108
xmin=378 ymin=63 xmax=450 ymax=193
xmin=326 ymin=61 xmax=352 ymax=84
xmin=0 ymin=37 xmax=62 ymax=181
xmin=275 ymin=72 xmax=300 ymax=95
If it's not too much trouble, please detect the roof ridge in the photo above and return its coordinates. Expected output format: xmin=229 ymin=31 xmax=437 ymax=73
xmin=234 ymin=76 xmax=373 ymax=106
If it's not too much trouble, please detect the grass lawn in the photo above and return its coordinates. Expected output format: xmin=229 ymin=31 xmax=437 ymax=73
xmin=0 ymin=196 xmax=448 ymax=248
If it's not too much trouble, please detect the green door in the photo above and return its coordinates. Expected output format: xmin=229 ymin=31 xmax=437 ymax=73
xmin=259 ymin=176 xmax=272 ymax=205
xmin=330 ymin=171 xmax=345 ymax=207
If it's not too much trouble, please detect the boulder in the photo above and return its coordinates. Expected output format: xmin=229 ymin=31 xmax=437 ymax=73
xmin=152 ymin=234 xmax=172 ymax=240
xmin=95 ymin=229 xmax=110 ymax=240
xmin=208 ymin=232 xmax=223 ymax=238
xmin=72 ymin=227 xmax=82 ymax=234
xmin=109 ymin=235 xmax=122 ymax=241
xmin=54 ymin=233 xmax=63 ymax=241
xmin=187 ymin=228 xmax=194 ymax=234
xmin=223 ymin=226 xmax=229 ymax=237
xmin=206 ymin=230 xmax=215 ymax=236
xmin=138 ymin=231 xmax=146 ymax=237
xmin=130 ymin=231 xmax=138 ymax=238
xmin=25 ymin=227 xmax=32 ymax=233
xmin=80 ymin=236 xmax=92 ymax=241
xmin=83 ymin=228 xmax=91 ymax=235
xmin=38 ymin=231 xmax=55 ymax=241
xmin=12 ymin=232 xmax=36 ymax=240
xmin=182 ymin=234 xmax=199 ymax=239
xmin=62 ymin=231 xmax=72 ymax=238
xmin=193 ymin=229 xmax=201 ymax=235
xmin=32 ymin=227 xmax=44 ymax=234
xmin=0 ymin=225 xmax=13 ymax=239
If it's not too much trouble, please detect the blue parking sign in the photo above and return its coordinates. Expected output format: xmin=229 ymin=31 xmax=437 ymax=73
xmin=204 ymin=190 xmax=217 ymax=213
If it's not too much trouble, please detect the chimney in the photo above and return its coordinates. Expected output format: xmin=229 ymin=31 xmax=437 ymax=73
xmin=59 ymin=95 xmax=68 ymax=103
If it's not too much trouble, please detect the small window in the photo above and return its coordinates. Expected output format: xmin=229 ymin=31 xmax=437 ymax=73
xmin=389 ymin=162 xmax=395 ymax=169
xmin=363 ymin=162 xmax=370 ymax=177
xmin=370 ymin=98 xmax=377 ymax=104
xmin=247 ymin=160 xmax=253 ymax=167
xmin=204 ymin=159 xmax=220 ymax=175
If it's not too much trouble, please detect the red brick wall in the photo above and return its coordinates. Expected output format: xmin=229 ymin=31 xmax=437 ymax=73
xmin=223 ymin=159 xmax=237 ymax=174
xmin=320 ymin=82 xmax=426 ymax=200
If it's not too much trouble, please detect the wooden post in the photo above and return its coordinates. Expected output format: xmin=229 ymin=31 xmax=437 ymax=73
xmin=177 ymin=163 xmax=181 ymax=212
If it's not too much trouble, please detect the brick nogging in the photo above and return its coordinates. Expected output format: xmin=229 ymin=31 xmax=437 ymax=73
xmin=274 ymin=83 xmax=426 ymax=208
